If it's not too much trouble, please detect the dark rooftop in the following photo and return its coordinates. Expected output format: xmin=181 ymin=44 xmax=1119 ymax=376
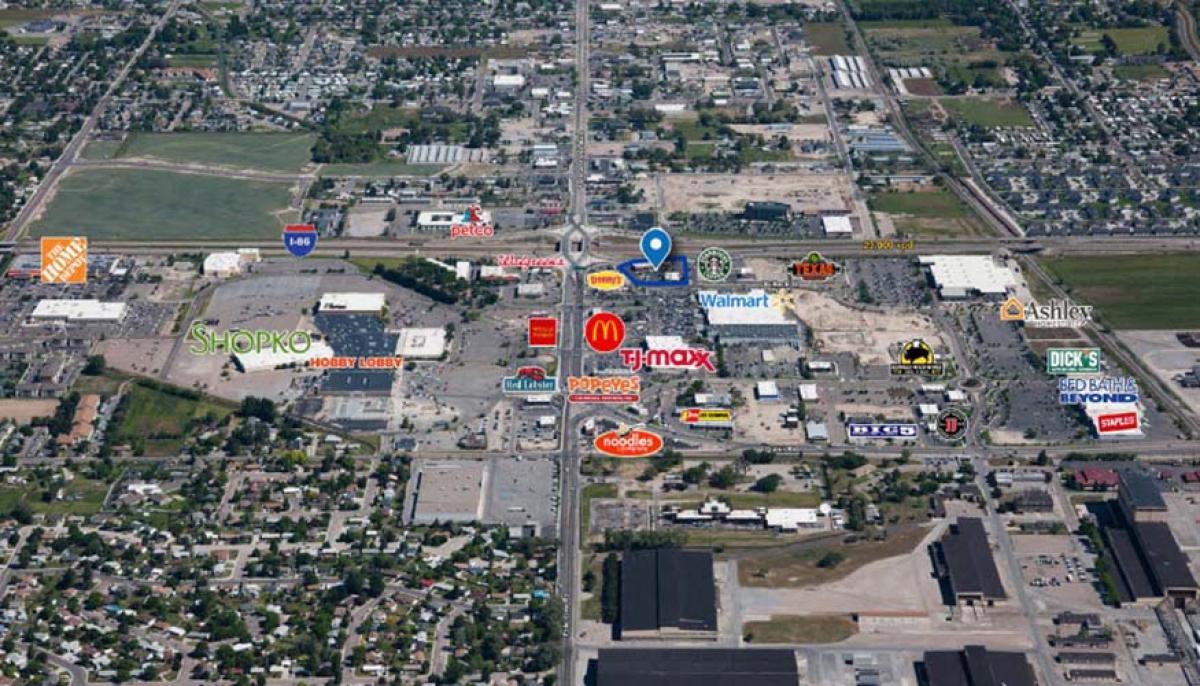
xmin=936 ymin=518 xmax=1007 ymax=600
xmin=595 ymin=648 xmax=797 ymax=686
xmin=924 ymin=645 xmax=1038 ymax=686
xmin=1105 ymin=526 xmax=1154 ymax=601
xmin=1135 ymin=521 xmax=1199 ymax=592
xmin=620 ymin=549 xmax=716 ymax=634
xmin=1120 ymin=471 xmax=1167 ymax=510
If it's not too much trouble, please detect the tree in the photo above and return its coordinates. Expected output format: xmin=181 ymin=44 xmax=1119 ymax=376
xmin=82 ymin=355 xmax=106 ymax=375
xmin=753 ymin=474 xmax=782 ymax=493
xmin=709 ymin=466 xmax=738 ymax=489
xmin=816 ymin=551 xmax=845 ymax=568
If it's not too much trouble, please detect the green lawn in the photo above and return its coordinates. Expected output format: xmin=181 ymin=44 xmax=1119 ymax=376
xmin=319 ymin=161 xmax=445 ymax=177
xmin=32 ymin=168 xmax=296 ymax=240
xmin=1113 ymin=63 xmax=1169 ymax=81
xmin=1041 ymin=255 xmax=1200 ymax=329
xmin=167 ymin=54 xmax=219 ymax=67
xmin=333 ymin=106 xmax=420 ymax=135
xmin=0 ymin=477 xmax=109 ymax=517
xmin=869 ymin=189 xmax=989 ymax=236
xmin=743 ymin=614 xmax=858 ymax=644
xmin=117 ymin=132 xmax=315 ymax=172
xmin=805 ymin=22 xmax=851 ymax=55
xmin=940 ymin=98 xmax=1034 ymax=127
xmin=81 ymin=138 xmax=124 ymax=161
xmin=109 ymin=383 xmax=232 ymax=456
xmin=1075 ymin=27 xmax=1170 ymax=55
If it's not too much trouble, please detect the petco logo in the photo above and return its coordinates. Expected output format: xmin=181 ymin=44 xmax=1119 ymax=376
xmin=618 ymin=347 xmax=716 ymax=373
xmin=449 ymin=205 xmax=494 ymax=240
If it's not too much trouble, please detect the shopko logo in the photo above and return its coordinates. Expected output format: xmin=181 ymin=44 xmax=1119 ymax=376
xmin=594 ymin=428 xmax=664 ymax=458
xmin=449 ymin=205 xmax=494 ymax=240
xmin=188 ymin=322 xmax=312 ymax=355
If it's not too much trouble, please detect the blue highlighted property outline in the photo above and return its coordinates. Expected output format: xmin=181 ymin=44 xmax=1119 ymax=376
xmin=617 ymin=255 xmax=690 ymax=288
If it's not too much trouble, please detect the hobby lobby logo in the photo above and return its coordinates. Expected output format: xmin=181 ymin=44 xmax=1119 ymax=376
xmin=40 ymin=236 xmax=88 ymax=284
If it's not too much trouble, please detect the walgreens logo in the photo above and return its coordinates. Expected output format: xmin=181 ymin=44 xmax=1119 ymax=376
xmin=593 ymin=428 xmax=664 ymax=458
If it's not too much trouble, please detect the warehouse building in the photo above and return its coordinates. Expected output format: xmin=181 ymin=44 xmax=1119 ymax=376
xmin=31 ymin=300 xmax=127 ymax=322
xmin=918 ymin=255 xmax=1018 ymax=299
xmin=317 ymin=292 xmax=386 ymax=314
xmin=394 ymin=327 xmax=447 ymax=359
xmin=620 ymin=549 xmax=717 ymax=640
xmin=930 ymin=517 xmax=1007 ymax=606
xmin=742 ymin=201 xmax=791 ymax=222
xmin=234 ymin=338 xmax=335 ymax=373
xmin=1101 ymin=471 xmax=1199 ymax=606
xmin=921 ymin=646 xmax=1037 ymax=686
xmin=406 ymin=460 xmax=486 ymax=524
xmin=595 ymin=648 xmax=798 ymax=686
xmin=697 ymin=290 xmax=800 ymax=342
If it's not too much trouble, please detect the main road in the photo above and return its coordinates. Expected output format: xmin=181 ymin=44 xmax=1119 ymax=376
xmin=557 ymin=0 xmax=592 ymax=683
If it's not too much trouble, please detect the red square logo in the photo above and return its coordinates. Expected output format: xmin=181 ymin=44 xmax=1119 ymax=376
xmin=1098 ymin=412 xmax=1138 ymax=433
xmin=528 ymin=317 xmax=558 ymax=347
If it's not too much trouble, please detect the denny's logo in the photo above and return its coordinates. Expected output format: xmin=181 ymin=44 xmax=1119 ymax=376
xmin=587 ymin=270 xmax=626 ymax=291
xmin=41 ymin=236 xmax=88 ymax=284
xmin=594 ymin=427 xmax=664 ymax=458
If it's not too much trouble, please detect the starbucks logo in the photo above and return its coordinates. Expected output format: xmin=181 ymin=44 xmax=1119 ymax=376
xmin=697 ymin=247 xmax=732 ymax=282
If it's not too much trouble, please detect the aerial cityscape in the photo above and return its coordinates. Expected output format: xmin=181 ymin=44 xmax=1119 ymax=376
xmin=0 ymin=0 xmax=1200 ymax=684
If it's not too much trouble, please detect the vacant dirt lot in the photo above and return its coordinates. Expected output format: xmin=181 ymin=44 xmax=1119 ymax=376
xmin=646 ymin=172 xmax=855 ymax=214
xmin=789 ymin=290 xmax=946 ymax=364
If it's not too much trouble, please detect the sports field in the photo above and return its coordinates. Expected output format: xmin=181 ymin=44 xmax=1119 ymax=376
xmin=116 ymin=132 xmax=316 ymax=172
xmin=32 ymin=168 xmax=295 ymax=240
xmin=940 ymin=97 xmax=1034 ymax=127
xmin=1041 ymin=255 xmax=1200 ymax=329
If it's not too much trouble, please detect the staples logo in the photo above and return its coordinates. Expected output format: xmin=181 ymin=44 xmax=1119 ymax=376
xmin=1097 ymin=412 xmax=1138 ymax=434
xmin=594 ymin=428 xmax=664 ymax=458
xmin=585 ymin=312 xmax=626 ymax=353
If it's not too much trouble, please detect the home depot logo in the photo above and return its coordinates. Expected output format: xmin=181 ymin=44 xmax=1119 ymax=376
xmin=593 ymin=427 xmax=664 ymax=458
xmin=40 ymin=236 xmax=88 ymax=284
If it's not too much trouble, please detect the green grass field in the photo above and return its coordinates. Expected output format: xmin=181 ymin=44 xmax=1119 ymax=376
xmin=869 ymin=189 xmax=989 ymax=236
xmin=117 ymin=132 xmax=315 ymax=172
xmin=1113 ymin=63 xmax=1169 ymax=81
xmin=1041 ymin=255 xmax=1200 ymax=329
xmin=319 ymin=161 xmax=445 ymax=177
xmin=109 ymin=383 xmax=232 ymax=456
xmin=1075 ymin=27 xmax=1170 ymax=55
xmin=743 ymin=615 xmax=858 ymax=644
xmin=81 ymin=138 xmax=123 ymax=160
xmin=32 ymin=168 xmax=296 ymax=240
xmin=0 ymin=477 xmax=109 ymax=517
xmin=940 ymin=98 xmax=1034 ymax=127
xmin=805 ymin=22 xmax=851 ymax=55
xmin=167 ymin=54 xmax=219 ymax=68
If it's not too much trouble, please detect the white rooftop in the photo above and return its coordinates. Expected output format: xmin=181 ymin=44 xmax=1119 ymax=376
xmin=236 ymin=339 xmax=335 ymax=373
xmin=319 ymin=292 xmax=386 ymax=313
xmin=919 ymin=255 xmax=1018 ymax=297
xmin=395 ymin=327 xmax=447 ymax=359
xmin=821 ymin=215 xmax=853 ymax=235
xmin=31 ymin=299 xmax=126 ymax=321
xmin=644 ymin=335 xmax=687 ymax=350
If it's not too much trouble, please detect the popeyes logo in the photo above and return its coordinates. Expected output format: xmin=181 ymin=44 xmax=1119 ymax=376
xmin=567 ymin=375 xmax=640 ymax=403
xmin=594 ymin=427 xmax=664 ymax=458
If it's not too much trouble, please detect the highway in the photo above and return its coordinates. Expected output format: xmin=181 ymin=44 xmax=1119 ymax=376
xmin=557 ymin=0 xmax=591 ymax=683
xmin=3 ymin=0 xmax=184 ymax=242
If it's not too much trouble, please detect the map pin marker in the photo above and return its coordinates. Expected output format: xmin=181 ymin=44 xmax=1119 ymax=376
xmin=640 ymin=226 xmax=672 ymax=270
